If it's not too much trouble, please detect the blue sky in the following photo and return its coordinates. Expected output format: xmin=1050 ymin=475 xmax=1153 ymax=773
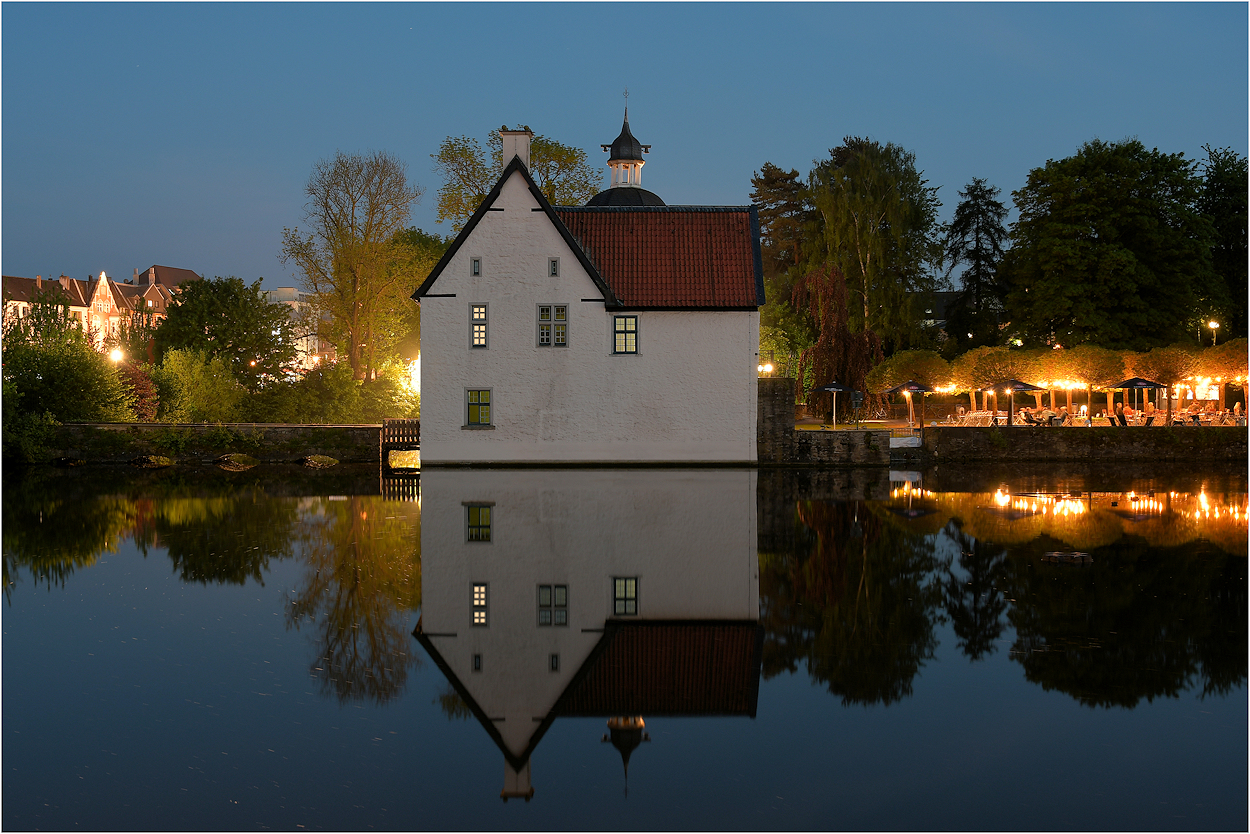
xmin=3 ymin=2 xmax=1246 ymax=290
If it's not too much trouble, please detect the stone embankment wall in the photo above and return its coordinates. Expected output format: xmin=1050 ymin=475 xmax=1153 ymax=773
xmin=924 ymin=425 xmax=1248 ymax=463
xmin=757 ymin=378 xmax=890 ymax=466
xmin=47 ymin=423 xmax=382 ymax=463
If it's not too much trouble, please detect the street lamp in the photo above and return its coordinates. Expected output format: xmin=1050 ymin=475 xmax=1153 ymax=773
xmin=1209 ymin=320 xmax=1220 ymax=346
xmin=109 ymin=348 xmax=123 ymax=363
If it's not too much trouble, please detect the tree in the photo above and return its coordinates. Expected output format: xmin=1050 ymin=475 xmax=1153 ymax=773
xmin=792 ymin=264 xmax=883 ymax=413
xmin=1196 ymin=338 xmax=1248 ymax=410
xmin=156 ymin=276 xmax=296 ymax=390
xmin=282 ymin=150 xmax=424 ymax=380
xmin=865 ymin=349 xmax=949 ymax=424
xmin=432 ymin=128 xmax=600 ymax=231
xmin=752 ymin=162 xmax=815 ymax=377
xmin=1001 ymin=139 xmax=1216 ymax=350
xmin=1198 ymin=145 xmax=1248 ymax=338
xmin=943 ymin=178 xmax=1008 ymax=351
xmin=1133 ymin=345 xmax=1197 ymax=423
xmin=150 ymin=348 xmax=245 ymax=423
xmin=806 ymin=137 xmax=943 ymax=351
xmin=2 ymin=285 xmax=134 ymax=423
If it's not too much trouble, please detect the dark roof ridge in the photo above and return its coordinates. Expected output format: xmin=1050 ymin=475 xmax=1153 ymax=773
xmin=554 ymin=205 xmax=755 ymax=212
xmin=413 ymin=155 xmax=620 ymax=306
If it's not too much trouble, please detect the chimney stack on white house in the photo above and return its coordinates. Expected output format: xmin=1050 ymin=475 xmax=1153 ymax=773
xmin=500 ymin=127 xmax=533 ymax=169
xmin=36 ymin=275 xmax=42 ymax=289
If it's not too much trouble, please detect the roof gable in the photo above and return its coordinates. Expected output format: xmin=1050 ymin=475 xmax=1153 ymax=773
xmin=413 ymin=156 xmax=619 ymax=305
xmin=554 ymin=206 xmax=765 ymax=310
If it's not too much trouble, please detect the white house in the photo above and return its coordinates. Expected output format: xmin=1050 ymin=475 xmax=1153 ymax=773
xmin=412 ymin=116 xmax=765 ymax=464
xmin=414 ymin=468 xmax=762 ymax=800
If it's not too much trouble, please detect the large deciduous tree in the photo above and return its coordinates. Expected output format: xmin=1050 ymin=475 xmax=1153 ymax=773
xmin=805 ymin=137 xmax=943 ymax=351
xmin=155 ymin=276 xmax=296 ymax=390
xmin=1000 ymin=139 xmax=1215 ymax=350
xmin=281 ymin=150 xmax=424 ymax=381
xmin=943 ymin=178 xmax=1008 ymax=352
xmin=1198 ymin=145 xmax=1248 ymax=339
xmin=432 ymin=128 xmax=600 ymax=230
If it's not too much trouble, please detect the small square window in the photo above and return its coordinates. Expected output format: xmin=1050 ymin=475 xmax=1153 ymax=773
xmin=549 ymin=258 xmax=559 ymax=277
xmin=472 ymin=654 xmax=482 ymax=672
xmin=466 ymin=389 xmax=492 ymax=427
xmin=613 ymin=316 xmax=637 ymax=354
xmin=471 ymin=258 xmax=481 ymax=276
xmin=466 ymin=504 xmax=491 ymax=541
xmin=470 ymin=304 xmax=488 ymax=348
xmin=613 ymin=577 xmax=637 ymax=616
xmin=537 ymin=584 xmax=568 ymax=626
xmin=472 ymin=583 xmax=488 ymax=626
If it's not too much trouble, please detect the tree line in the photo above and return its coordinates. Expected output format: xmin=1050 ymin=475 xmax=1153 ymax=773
xmin=752 ymin=137 xmax=1247 ymax=406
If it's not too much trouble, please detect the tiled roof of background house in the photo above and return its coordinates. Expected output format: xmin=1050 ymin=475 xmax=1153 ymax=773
xmin=138 ymin=265 xmax=203 ymax=288
xmin=553 ymin=206 xmax=765 ymax=309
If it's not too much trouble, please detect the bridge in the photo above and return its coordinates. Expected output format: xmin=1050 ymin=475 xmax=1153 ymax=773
xmin=381 ymin=419 xmax=420 ymax=471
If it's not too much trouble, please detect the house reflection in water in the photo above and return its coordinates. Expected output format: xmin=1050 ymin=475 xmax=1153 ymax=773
xmin=413 ymin=469 xmax=763 ymax=800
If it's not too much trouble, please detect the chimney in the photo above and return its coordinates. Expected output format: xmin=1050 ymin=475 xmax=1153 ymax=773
xmin=149 ymin=267 xmax=157 ymax=286
xmin=36 ymin=275 xmax=42 ymax=290
xmin=133 ymin=268 xmax=140 ymax=284
xmin=499 ymin=127 xmax=533 ymax=169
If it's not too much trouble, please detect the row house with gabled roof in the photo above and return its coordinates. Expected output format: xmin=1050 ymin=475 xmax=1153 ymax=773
xmin=3 ymin=265 xmax=201 ymax=350
xmin=412 ymin=115 xmax=765 ymax=464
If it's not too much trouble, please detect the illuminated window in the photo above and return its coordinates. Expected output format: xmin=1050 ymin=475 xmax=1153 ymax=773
xmin=613 ymin=577 xmax=637 ymax=616
xmin=537 ymin=585 xmax=568 ymax=626
xmin=613 ymin=316 xmax=637 ymax=354
xmin=466 ymin=504 xmax=491 ymax=542
xmin=470 ymin=304 xmax=488 ymax=348
xmin=466 ymin=389 xmax=491 ymax=427
xmin=471 ymin=583 xmax=488 ymax=626
xmin=537 ymin=305 xmax=567 ymax=347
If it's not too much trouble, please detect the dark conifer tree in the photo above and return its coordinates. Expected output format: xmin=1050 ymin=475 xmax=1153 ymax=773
xmin=943 ymin=178 xmax=1009 ymax=352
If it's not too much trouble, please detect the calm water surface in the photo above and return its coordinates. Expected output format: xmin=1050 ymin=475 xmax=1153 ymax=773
xmin=3 ymin=465 xmax=1245 ymax=831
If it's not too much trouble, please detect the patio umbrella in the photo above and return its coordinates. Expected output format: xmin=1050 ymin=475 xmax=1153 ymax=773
xmin=813 ymin=381 xmax=855 ymax=429
xmin=980 ymin=379 xmax=1045 ymax=426
xmin=1111 ymin=377 xmax=1167 ymax=413
xmin=883 ymin=381 xmax=932 ymax=426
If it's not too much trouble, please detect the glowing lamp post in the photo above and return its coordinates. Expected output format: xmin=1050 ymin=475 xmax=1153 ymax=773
xmin=109 ymin=348 xmax=124 ymax=363
xmin=1209 ymin=320 xmax=1219 ymax=346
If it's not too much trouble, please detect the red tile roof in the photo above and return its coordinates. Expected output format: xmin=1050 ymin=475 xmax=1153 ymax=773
xmin=553 ymin=207 xmax=764 ymax=309
xmin=555 ymin=621 xmax=763 ymax=717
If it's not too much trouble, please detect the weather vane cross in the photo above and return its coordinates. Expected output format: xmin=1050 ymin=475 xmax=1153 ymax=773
xmin=624 ymin=87 xmax=629 ymax=103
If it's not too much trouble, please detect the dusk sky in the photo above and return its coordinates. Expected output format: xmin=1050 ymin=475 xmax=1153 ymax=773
xmin=3 ymin=3 xmax=1246 ymax=291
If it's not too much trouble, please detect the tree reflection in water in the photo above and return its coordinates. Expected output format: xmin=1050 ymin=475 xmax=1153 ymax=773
xmin=759 ymin=499 xmax=945 ymax=706
xmin=940 ymin=520 xmax=1010 ymax=661
xmin=760 ymin=489 xmax=1246 ymax=709
xmin=1003 ymin=536 xmax=1247 ymax=708
xmin=286 ymin=497 xmax=422 ymax=705
xmin=151 ymin=492 xmax=300 ymax=585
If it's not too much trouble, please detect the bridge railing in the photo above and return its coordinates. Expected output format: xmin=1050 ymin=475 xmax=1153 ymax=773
xmin=381 ymin=419 xmax=420 ymax=447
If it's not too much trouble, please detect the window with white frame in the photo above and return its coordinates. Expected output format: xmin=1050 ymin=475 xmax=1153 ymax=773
xmin=613 ymin=577 xmax=638 ymax=616
xmin=466 ymin=389 xmax=491 ymax=427
xmin=613 ymin=316 xmax=638 ymax=354
xmin=537 ymin=585 xmax=568 ymax=626
xmin=471 ymin=583 xmax=488 ymax=626
xmin=537 ymin=305 xmax=568 ymax=347
xmin=470 ymin=304 xmax=488 ymax=348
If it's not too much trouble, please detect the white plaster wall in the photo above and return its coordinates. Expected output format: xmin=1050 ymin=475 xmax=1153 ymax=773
xmin=419 ymin=170 xmax=759 ymax=463
xmin=419 ymin=468 xmax=759 ymax=759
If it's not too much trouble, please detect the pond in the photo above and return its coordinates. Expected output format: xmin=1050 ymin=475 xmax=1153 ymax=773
xmin=3 ymin=464 xmax=1245 ymax=831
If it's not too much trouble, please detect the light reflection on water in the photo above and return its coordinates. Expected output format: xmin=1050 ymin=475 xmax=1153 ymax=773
xmin=2 ymin=466 xmax=1245 ymax=830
